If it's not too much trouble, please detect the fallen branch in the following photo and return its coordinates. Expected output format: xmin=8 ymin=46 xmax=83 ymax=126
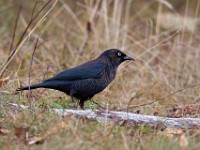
xmin=54 ymin=109 xmax=200 ymax=129
xmin=8 ymin=103 xmax=200 ymax=129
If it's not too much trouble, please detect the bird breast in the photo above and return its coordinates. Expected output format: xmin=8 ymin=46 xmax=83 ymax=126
xmin=100 ymin=68 xmax=115 ymax=85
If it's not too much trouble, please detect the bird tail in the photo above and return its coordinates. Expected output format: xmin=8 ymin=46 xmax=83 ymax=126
xmin=16 ymin=83 xmax=44 ymax=91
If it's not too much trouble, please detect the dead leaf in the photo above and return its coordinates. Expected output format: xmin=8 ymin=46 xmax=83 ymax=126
xmin=167 ymin=104 xmax=200 ymax=118
xmin=195 ymin=89 xmax=200 ymax=97
xmin=0 ymin=90 xmax=11 ymax=95
xmin=28 ymin=136 xmax=44 ymax=145
xmin=179 ymin=133 xmax=189 ymax=148
xmin=28 ymin=121 xmax=69 ymax=145
xmin=189 ymin=129 xmax=200 ymax=139
xmin=163 ymin=128 xmax=188 ymax=148
xmin=14 ymin=127 xmax=29 ymax=138
xmin=0 ymin=76 xmax=10 ymax=88
xmin=0 ymin=128 xmax=10 ymax=135
xmin=163 ymin=128 xmax=184 ymax=137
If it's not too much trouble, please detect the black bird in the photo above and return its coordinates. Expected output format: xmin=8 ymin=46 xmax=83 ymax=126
xmin=17 ymin=49 xmax=134 ymax=109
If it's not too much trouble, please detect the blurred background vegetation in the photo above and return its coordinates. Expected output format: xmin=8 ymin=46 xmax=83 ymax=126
xmin=0 ymin=0 xmax=200 ymax=149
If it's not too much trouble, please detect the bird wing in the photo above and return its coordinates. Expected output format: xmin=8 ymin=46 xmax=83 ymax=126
xmin=44 ymin=60 xmax=106 ymax=82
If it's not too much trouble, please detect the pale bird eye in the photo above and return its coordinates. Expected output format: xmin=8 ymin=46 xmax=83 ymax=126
xmin=117 ymin=52 xmax=121 ymax=57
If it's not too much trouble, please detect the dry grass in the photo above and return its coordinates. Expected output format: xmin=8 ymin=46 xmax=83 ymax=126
xmin=0 ymin=0 xmax=200 ymax=149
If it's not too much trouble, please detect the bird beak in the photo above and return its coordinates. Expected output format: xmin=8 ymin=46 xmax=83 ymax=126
xmin=124 ymin=55 xmax=135 ymax=61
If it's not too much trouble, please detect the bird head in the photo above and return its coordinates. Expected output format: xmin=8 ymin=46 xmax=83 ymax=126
xmin=99 ymin=49 xmax=135 ymax=66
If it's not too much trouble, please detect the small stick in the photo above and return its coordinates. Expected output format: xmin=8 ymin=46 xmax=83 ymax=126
xmin=31 ymin=1 xmax=44 ymax=21
xmin=9 ymin=4 xmax=22 ymax=53
xmin=0 ymin=0 xmax=54 ymax=78
xmin=120 ymin=83 xmax=200 ymax=111
xmin=28 ymin=35 xmax=40 ymax=111
xmin=92 ymin=100 xmax=106 ymax=109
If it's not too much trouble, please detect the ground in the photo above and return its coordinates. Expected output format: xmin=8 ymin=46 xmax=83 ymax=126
xmin=0 ymin=0 xmax=200 ymax=149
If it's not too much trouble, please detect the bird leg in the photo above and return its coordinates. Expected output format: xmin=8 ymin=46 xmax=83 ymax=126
xmin=79 ymin=100 xmax=84 ymax=109
xmin=89 ymin=99 xmax=95 ymax=110
xmin=70 ymin=95 xmax=76 ymax=109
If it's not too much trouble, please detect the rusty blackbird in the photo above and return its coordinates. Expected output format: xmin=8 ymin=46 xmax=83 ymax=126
xmin=17 ymin=49 xmax=134 ymax=109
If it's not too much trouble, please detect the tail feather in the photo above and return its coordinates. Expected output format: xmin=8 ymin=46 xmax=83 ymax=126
xmin=16 ymin=81 xmax=71 ymax=93
xmin=16 ymin=83 xmax=44 ymax=91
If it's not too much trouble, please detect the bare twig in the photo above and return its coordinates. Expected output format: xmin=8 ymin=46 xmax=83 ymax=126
xmin=0 ymin=0 xmax=57 ymax=78
xmin=15 ymin=0 xmax=52 ymax=49
xmin=28 ymin=35 xmax=40 ymax=111
xmin=31 ymin=1 xmax=44 ymax=21
xmin=125 ymin=93 xmax=143 ymax=112
xmin=121 ymin=83 xmax=200 ymax=111
xmin=9 ymin=4 xmax=22 ymax=53
xmin=92 ymin=100 xmax=106 ymax=109
xmin=135 ymin=29 xmax=180 ymax=59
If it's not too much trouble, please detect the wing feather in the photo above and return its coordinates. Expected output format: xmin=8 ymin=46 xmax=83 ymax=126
xmin=44 ymin=60 xmax=106 ymax=82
